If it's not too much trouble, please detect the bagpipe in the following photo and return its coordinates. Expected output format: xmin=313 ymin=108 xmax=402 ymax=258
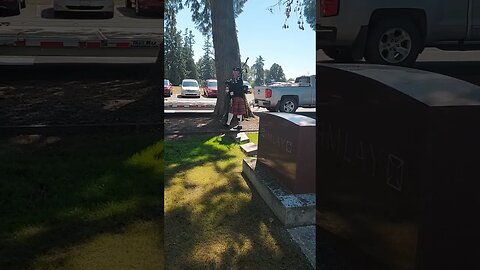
xmin=222 ymin=57 xmax=250 ymax=121
xmin=224 ymin=57 xmax=249 ymax=98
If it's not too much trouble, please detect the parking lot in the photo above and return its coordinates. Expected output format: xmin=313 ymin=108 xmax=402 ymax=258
xmin=164 ymin=85 xmax=316 ymax=116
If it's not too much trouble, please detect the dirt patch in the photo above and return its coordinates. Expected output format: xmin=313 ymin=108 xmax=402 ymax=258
xmin=164 ymin=114 xmax=259 ymax=136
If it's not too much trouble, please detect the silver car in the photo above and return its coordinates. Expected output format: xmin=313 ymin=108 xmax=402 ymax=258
xmin=181 ymin=79 xmax=200 ymax=98
xmin=53 ymin=0 xmax=114 ymax=18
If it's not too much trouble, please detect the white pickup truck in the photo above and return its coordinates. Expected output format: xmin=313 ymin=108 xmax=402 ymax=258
xmin=253 ymin=75 xmax=316 ymax=113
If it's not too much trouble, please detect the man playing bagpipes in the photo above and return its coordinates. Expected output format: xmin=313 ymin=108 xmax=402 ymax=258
xmin=224 ymin=66 xmax=248 ymax=130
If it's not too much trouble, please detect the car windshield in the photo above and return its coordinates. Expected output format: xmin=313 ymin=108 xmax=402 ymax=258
xmin=183 ymin=81 xmax=198 ymax=87
xmin=164 ymin=79 xmax=170 ymax=86
xmin=207 ymin=81 xmax=217 ymax=87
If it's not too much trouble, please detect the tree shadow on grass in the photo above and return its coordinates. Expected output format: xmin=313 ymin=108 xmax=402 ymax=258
xmin=0 ymin=133 xmax=164 ymax=269
xmin=0 ymin=65 xmax=161 ymax=126
xmin=164 ymin=134 xmax=309 ymax=269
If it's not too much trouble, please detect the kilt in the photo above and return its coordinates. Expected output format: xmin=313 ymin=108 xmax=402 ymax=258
xmin=230 ymin=97 xmax=246 ymax=115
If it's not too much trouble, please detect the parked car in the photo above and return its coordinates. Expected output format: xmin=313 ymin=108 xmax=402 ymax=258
xmin=243 ymin=81 xmax=252 ymax=94
xmin=317 ymin=0 xmax=480 ymax=66
xmin=164 ymin=79 xmax=172 ymax=97
xmin=203 ymin=79 xmax=217 ymax=98
xmin=254 ymin=75 xmax=315 ymax=113
xmin=0 ymin=0 xmax=25 ymax=15
xmin=53 ymin=0 xmax=114 ymax=18
xmin=126 ymin=0 xmax=162 ymax=16
xmin=181 ymin=79 xmax=200 ymax=98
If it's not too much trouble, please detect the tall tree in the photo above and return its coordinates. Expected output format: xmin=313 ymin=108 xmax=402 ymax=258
xmin=267 ymin=63 xmax=286 ymax=82
xmin=164 ymin=7 xmax=186 ymax=85
xmin=252 ymin=56 xmax=265 ymax=87
xmin=264 ymin=69 xmax=270 ymax=84
xmin=173 ymin=0 xmax=251 ymax=120
xmin=183 ymin=28 xmax=198 ymax=80
xmin=197 ymin=34 xmax=216 ymax=81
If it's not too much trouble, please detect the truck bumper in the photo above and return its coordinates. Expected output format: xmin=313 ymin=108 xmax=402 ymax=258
xmin=316 ymin=25 xmax=337 ymax=45
xmin=256 ymin=99 xmax=271 ymax=107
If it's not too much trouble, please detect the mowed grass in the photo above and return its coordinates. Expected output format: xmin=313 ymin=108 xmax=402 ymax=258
xmin=0 ymin=133 xmax=164 ymax=270
xmin=246 ymin=132 xmax=259 ymax=145
xmin=164 ymin=134 xmax=308 ymax=269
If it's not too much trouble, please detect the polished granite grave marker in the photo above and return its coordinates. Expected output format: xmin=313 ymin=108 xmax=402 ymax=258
xmin=257 ymin=112 xmax=316 ymax=194
xmin=317 ymin=63 xmax=480 ymax=270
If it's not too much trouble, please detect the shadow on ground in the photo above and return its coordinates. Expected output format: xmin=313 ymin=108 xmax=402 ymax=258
xmin=164 ymin=135 xmax=309 ymax=269
xmin=0 ymin=64 xmax=162 ymax=126
xmin=0 ymin=133 xmax=164 ymax=269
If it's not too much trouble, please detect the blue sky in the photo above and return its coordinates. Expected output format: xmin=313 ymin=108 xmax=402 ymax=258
xmin=174 ymin=0 xmax=315 ymax=79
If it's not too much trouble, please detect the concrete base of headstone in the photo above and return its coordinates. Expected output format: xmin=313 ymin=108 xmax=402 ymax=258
xmin=231 ymin=132 xmax=249 ymax=143
xmin=242 ymin=157 xmax=315 ymax=227
xmin=287 ymin=226 xmax=316 ymax=269
xmin=240 ymin=142 xmax=257 ymax=156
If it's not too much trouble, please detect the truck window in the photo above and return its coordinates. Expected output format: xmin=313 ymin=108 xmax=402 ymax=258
xmin=295 ymin=76 xmax=310 ymax=86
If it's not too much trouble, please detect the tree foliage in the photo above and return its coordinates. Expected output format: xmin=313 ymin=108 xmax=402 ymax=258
xmin=164 ymin=16 xmax=186 ymax=85
xmin=197 ymin=34 xmax=216 ymax=81
xmin=252 ymin=56 xmax=265 ymax=87
xmin=183 ymin=28 xmax=198 ymax=80
xmin=181 ymin=0 xmax=248 ymax=36
xmin=267 ymin=0 xmax=315 ymax=30
xmin=266 ymin=63 xmax=286 ymax=82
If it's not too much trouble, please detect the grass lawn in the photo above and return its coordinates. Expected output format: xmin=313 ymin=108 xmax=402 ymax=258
xmin=0 ymin=132 xmax=164 ymax=270
xmin=246 ymin=132 xmax=258 ymax=145
xmin=164 ymin=134 xmax=308 ymax=269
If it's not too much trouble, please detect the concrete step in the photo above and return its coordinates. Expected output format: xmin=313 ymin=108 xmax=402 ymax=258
xmin=242 ymin=157 xmax=315 ymax=228
xmin=240 ymin=142 xmax=257 ymax=156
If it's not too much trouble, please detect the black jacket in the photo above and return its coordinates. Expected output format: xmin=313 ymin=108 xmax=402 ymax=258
xmin=227 ymin=77 xmax=245 ymax=98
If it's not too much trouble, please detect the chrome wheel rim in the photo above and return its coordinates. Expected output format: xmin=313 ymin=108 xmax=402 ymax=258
xmin=283 ymin=101 xmax=295 ymax=112
xmin=378 ymin=28 xmax=412 ymax=64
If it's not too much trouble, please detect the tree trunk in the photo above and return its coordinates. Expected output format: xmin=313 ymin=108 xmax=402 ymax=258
xmin=211 ymin=0 xmax=243 ymax=122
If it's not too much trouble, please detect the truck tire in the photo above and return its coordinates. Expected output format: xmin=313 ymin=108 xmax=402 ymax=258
xmin=126 ymin=0 xmax=132 ymax=8
xmin=279 ymin=97 xmax=298 ymax=113
xmin=323 ymin=48 xmax=355 ymax=62
xmin=266 ymin=107 xmax=277 ymax=112
xmin=21 ymin=0 xmax=25 ymax=8
xmin=54 ymin=11 xmax=64 ymax=18
xmin=364 ymin=18 xmax=422 ymax=66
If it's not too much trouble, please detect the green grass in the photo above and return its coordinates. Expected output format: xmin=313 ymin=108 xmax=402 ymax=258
xmin=164 ymin=134 xmax=308 ymax=269
xmin=0 ymin=133 xmax=164 ymax=270
xmin=246 ymin=132 xmax=259 ymax=145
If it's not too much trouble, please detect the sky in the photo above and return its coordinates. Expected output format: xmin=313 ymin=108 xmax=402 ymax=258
xmin=174 ymin=0 xmax=316 ymax=80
